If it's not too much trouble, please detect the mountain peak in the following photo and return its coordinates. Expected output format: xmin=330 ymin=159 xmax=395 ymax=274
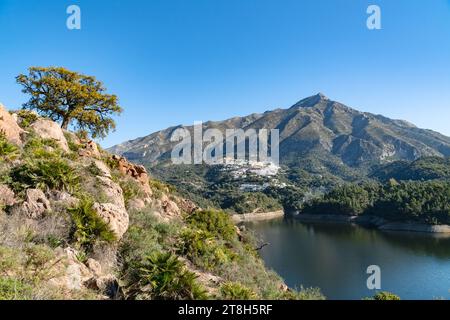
xmin=316 ymin=92 xmax=328 ymax=99
xmin=290 ymin=92 xmax=330 ymax=109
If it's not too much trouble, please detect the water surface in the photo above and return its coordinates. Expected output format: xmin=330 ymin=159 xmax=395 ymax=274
xmin=247 ymin=218 xmax=450 ymax=300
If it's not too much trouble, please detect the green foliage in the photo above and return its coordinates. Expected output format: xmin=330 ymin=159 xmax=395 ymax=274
xmin=371 ymin=291 xmax=401 ymax=300
xmin=371 ymin=157 xmax=450 ymax=182
xmin=69 ymin=198 xmax=116 ymax=249
xmin=222 ymin=192 xmax=282 ymax=214
xmin=178 ymin=228 xmax=236 ymax=271
xmin=265 ymin=185 xmax=307 ymax=213
xmin=116 ymin=176 xmax=146 ymax=205
xmin=10 ymin=157 xmax=79 ymax=193
xmin=149 ymin=179 xmax=175 ymax=198
xmin=179 ymin=210 xmax=238 ymax=270
xmin=220 ymin=282 xmax=258 ymax=300
xmin=280 ymin=287 xmax=326 ymax=300
xmin=303 ymin=182 xmax=380 ymax=216
xmin=23 ymin=135 xmax=61 ymax=158
xmin=128 ymin=251 xmax=207 ymax=300
xmin=303 ymin=180 xmax=450 ymax=224
xmin=120 ymin=208 xmax=179 ymax=268
xmin=17 ymin=66 xmax=122 ymax=138
xmin=0 ymin=133 xmax=19 ymax=161
xmin=15 ymin=109 xmax=38 ymax=127
xmin=64 ymin=132 xmax=82 ymax=153
xmin=0 ymin=277 xmax=32 ymax=300
xmin=186 ymin=210 xmax=236 ymax=242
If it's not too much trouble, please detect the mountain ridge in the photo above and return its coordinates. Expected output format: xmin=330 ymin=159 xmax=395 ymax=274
xmin=109 ymin=93 xmax=450 ymax=178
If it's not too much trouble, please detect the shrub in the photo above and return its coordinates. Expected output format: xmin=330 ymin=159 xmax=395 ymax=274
xmin=9 ymin=157 xmax=79 ymax=193
xmin=23 ymin=135 xmax=60 ymax=157
xmin=178 ymin=228 xmax=236 ymax=271
xmin=185 ymin=210 xmax=236 ymax=242
xmin=220 ymin=282 xmax=258 ymax=300
xmin=0 ymin=133 xmax=19 ymax=161
xmin=372 ymin=291 xmax=401 ymax=300
xmin=64 ymin=132 xmax=82 ymax=153
xmin=116 ymin=176 xmax=146 ymax=205
xmin=23 ymin=244 xmax=55 ymax=282
xmin=280 ymin=286 xmax=326 ymax=300
xmin=0 ymin=246 xmax=21 ymax=275
xmin=129 ymin=251 xmax=207 ymax=300
xmin=0 ymin=277 xmax=32 ymax=300
xmin=69 ymin=198 xmax=116 ymax=250
xmin=15 ymin=109 xmax=38 ymax=127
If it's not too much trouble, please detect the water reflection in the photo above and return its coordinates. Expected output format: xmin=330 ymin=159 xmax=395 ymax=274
xmin=246 ymin=218 xmax=450 ymax=300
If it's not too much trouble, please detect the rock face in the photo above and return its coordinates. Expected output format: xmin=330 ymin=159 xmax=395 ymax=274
xmin=30 ymin=119 xmax=69 ymax=152
xmin=154 ymin=194 xmax=181 ymax=218
xmin=96 ymin=176 xmax=125 ymax=208
xmin=127 ymin=198 xmax=146 ymax=211
xmin=92 ymin=160 xmax=112 ymax=179
xmin=112 ymin=155 xmax=152 ymax=195
xmin=19 ymin=189 xmax=51 ymax=219
xmin=79 ymin=140 xmax=101 ymax=158
xmin=92 ymin=203 xmax=129 ymax=239
xmin=49 ymin=247 xmax=118 ymax=296
xmin=0 ymin=185 xmax=16 ymax=207
xmin=0 ymin=103 xmax=23 ymax=145
xmin=178 ymin=198 xmax=199 ymax=214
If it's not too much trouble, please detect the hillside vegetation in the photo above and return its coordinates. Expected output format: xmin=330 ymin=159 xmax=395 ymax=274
xmin=0 ymin=105 xmax=323 ymax=300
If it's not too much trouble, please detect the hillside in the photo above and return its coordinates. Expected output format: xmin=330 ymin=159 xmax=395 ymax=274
xmin=0 ymin=103 xmax=323 ymax=300
xmin=110 ymin=93 xmax=450 ymax=172
xmin=109 ymin=94 xmax=450 ymax=214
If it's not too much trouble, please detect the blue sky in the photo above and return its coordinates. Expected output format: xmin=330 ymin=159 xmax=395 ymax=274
xmin=1 ymin=0 xmax=450 ymax=147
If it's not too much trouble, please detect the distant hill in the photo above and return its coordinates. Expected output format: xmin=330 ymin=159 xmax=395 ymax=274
xmin=370 ymin=157 xmax=450 ymax=182
xmin=109 ymin=93 xmax=450 ymax=180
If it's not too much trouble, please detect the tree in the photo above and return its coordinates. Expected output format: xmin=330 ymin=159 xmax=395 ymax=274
xmin=16 ymin=67 xmax=122 ymax=138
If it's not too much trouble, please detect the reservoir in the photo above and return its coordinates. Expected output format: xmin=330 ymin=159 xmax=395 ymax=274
xmin=246 ymin=218 xmax=450 ymax=300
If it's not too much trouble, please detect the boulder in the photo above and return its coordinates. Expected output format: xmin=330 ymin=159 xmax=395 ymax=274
xmin=79 ymin=140 xmax=101 ymax=158
xmin=155 ymin=194 xmax=181 ymax=218
xmin=48 ymin=247 xmax=94 ymax=291
xmin=20 ymin=189 xmax=51 ymax=219
xmin=93 ymin=203 xmax=129 ymax=239
xmin=84 ymin=275 xmax=120 ymax=298
xmin=178 ymin=198 xmax=199 ymax=214
xmin=127 ymin=198 xmax=146 ymax=211
xmin=96 ymin=176 xmax=125 ymax=208
xmin=0 ymin=185 xmax=16 ymax=207
xmin=92 ymin=160 xmax=112 ymax=179
xmin=0 ymin=103 xmax=23 ymax=145
xmin=30 ymin=119 xmax=69 ymax=152
xmin=111 ymin=155 xmax=152 ymax=195
xmin=86 ymin=258 xmax=102 ymax=277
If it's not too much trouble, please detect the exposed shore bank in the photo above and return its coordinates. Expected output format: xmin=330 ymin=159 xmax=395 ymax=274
xmin=231 ymin=210 xmax=450 ymax=234
xmin=294 ymin=213 xmax=450 ymax=234
xmin=231 ymin=210 xmax=284 ymax=223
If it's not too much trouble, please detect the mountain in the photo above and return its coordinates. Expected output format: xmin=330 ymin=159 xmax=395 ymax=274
xmin=107 ymin=94 xmax=450 ymax=214
xmin=109 ymin=93 xmax=450 ymax=178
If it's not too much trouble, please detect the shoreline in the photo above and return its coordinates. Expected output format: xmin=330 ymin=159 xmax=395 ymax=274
xmin=293 ymin=213 xmax=450 ymax=234
xmin=231 ymin=210 xmax=284 ymax=223
xmin=230 ymin=210 xmax=450 ymax=234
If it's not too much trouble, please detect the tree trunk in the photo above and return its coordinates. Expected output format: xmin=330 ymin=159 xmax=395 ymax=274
xmin=61 ymin=118 xmax=70 ymax=130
